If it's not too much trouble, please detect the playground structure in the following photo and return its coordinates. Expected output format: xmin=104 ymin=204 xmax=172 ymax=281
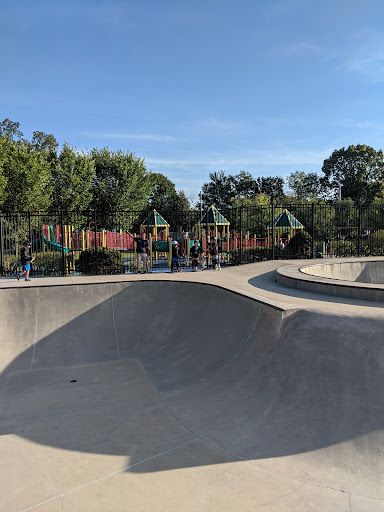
xmin=32 ymin=207 xmax=318 ymax=272
xmin=267 ymin=208 xmax=304 ymax=246
xmin=3 ymin=203 xmax=383 ymax=276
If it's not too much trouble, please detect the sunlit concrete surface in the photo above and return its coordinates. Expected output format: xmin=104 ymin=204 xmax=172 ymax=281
xmin=1 ymin=258 xmax=384 ymax=511
xmin=277 ymin=257 xmax=384 ymax=302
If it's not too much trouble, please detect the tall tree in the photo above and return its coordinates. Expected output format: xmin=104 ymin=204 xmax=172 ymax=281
xmin=200 ymin=171 xmax=235 ymax=210
xmin=0 ymin=118 xmax=24 ymax=141
xmin=147 ymin=173 xmax=190 ymax=212
xmin=90 ymin=147 xmax=152 ymax=212
xmin=50 ymin=143 xmax=94 ymax=211
xmin=233 ymin=170 xmax=259 ymax=198
xmin=256 ymin=176 xmax=285 ymax=201
xmin=0 ymin=136 xmax=52 ymax=211
xmin=321 ymin=145 xmax=384 ymax=203
xmin=287 ymin=171 xmax=321 ymax=201
xmin=31 ymin=131 xmax=58 ymax=153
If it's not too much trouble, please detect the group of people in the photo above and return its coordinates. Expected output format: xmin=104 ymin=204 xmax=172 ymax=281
xmin=131 ymin=232 xmax=221 ymax=273
xmin=14 ymin=234 xmax=221 ymax=281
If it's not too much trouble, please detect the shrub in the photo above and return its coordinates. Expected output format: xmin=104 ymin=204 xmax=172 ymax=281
xmin=332 ymin=240 xmax=356 ymax=257
xmin=5 ymin=251 xmax=73 ymax=276
xmin=285 ymin=230 xmax=312 ymax=258
xmin=227 ymin=247 xmax=272 ymax=265
xmin=78 ymin=248 xmax=125 ymax=275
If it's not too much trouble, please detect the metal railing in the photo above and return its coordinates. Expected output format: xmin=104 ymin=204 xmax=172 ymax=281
xmin=1 ymin=204 xmax=384 ymax=276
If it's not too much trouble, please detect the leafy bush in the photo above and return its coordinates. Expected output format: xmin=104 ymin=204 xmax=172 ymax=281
xmin=4 ymin=251 xmax=73 ymax=276
xmin=227 ymin=247 xmax=272 ymax=265
xmin=78 ymin=248 xmax=125 ymax=275
xmin=332 ymin=240 xmax=356 ymax=257
xmin=285 ymin=230 xmax=312 ymax=258
xmin=33 ymin=251 xmax=73 ymax=275
xmin=365 ymin=230 xmax=384 ymax=256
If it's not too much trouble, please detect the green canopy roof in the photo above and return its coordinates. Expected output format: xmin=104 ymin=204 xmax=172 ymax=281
xmin=268 ymin=209 xmax=304 ymax=229
xmin=140 ymin=210 xmax=169 ymax=227
xmin=197 ymin=205 xmax=230 ymax=226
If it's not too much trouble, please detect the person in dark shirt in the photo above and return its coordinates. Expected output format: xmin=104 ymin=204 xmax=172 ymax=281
xmin=17 ymin=241 xmax=34 ymax=282
xmin=129 ymin=232 xmax=150 ymax=273
xmin=171 ymin=241 xmax=182 ymax=272
xmin=208 ymin=236 xmax=220 ymax=271
xmin=190 ymin=240 xmax=202 ymax=271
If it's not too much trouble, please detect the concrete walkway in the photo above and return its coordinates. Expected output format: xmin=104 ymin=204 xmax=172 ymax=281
xmin=1 ymin=259 xmax=384 ymax=511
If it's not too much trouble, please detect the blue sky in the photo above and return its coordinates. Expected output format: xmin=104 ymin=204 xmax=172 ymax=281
xmin=2 ymin=0 xmax=384 ymax=202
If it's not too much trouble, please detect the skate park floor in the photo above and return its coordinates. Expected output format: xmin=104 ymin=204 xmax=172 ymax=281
xmin=1 ymin=258 xmax=384 ymax=511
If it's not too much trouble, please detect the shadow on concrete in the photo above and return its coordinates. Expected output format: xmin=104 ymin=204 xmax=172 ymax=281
xmin=0 ymin=281 xmax=384 ymax=495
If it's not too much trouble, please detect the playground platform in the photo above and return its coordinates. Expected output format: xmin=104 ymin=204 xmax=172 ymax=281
xmin=1 ymin=259 xmax=384 ymax=511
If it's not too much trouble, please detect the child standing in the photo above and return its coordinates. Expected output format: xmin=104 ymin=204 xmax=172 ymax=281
xmin=209 ymin=237 xmax=220 ymax=271
xmin=171 ymin=241 xmax=182 ymax=272
xmin=190 ymin=240 xmax=202 ymax=271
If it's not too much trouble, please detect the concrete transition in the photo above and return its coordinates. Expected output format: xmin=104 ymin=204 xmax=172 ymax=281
xmin=277 ymin=258 xmax=384 ymax=302
xmin=1 ymin=267 xmax=384 ymax=511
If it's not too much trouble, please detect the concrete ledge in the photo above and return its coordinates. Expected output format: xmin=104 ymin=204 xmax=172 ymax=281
xmin=276 ymin=258 xmax=384 ymax=302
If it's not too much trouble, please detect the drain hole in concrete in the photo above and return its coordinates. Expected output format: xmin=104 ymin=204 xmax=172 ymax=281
xmin=70 ymin=379 xmax=77 ymax=383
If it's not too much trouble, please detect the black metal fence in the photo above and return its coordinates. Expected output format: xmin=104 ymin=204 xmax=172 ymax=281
xmin=1 ymin=204 xmax=384 ymax=276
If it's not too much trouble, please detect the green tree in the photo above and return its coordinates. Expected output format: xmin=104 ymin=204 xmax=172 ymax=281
xmin=200 ymin=171 xmax=236 ymax=210
xmin=31 ymin=131 xmax=58 ymax=153
xmin=50 ymin=143 xmax=94 ymax=211
xmin=0 ymin=118 xmax=24 ymax=141
xmin=90 ymin=147 xmax=152 ymax=212
xmin=233 ymin=170 xmax=259 ymax=198
xmin=256 ymin=176 xmax=285 ymax=202
xmin=147 ymin=173 xmax=190 ymax=212
xmin=0 ymin=135 xmax=52 ymax=211
xmin=321 ymin=145 xmax=384 ymax=203
xmin=287 ymin=171 xmax=321 ymax=201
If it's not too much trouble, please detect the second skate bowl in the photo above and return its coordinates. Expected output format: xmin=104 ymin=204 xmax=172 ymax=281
xmin=1 ymin=278 xmax=384 ymax=510
xmin=301 ymin=260 xmax=384 ymax=283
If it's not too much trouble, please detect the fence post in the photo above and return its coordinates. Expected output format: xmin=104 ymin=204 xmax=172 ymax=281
xmin=271 ymin=201 xmax=275 ymax=260
xmin=28 ymin=210 xmax=32 ymax=245
xmin=311 ymin=202 xmax=315 ymax=258
xmin=94 ymin=209 xmax=98 ymax=275
xmin=0 ymin=213 xmax=4 ymax=275
xmin=239 ymin=206 xmax=243 ymax=264
xmin=357 ymin=203 xmax=361 ymax=257
xmin=60 ymin=211 xmax=66 ymax=276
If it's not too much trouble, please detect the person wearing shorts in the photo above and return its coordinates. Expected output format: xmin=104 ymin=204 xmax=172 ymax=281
xmin=209 ymin=237 xmax=220 ymax=271
xmin=17 ymin=241 xmax=34 ymax=281
xmin=171 ymin=241 xmax=182 ymax=272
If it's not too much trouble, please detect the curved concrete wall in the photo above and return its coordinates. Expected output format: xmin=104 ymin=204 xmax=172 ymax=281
xmin=300 ymin=260 xmax=384 ymax=283
xmin=1 ymin=281 xmax=384 ymax=500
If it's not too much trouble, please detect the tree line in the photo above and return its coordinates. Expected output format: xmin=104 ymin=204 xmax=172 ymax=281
xmin=0 ymin=119 xmax=189 ymax=213
xmin=2 ymin=118 xmax=384 ymax=213
xmin=199 ymin=146 xmax=384 ymax=210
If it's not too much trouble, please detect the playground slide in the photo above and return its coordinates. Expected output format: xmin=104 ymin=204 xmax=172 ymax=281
xmin=43 ymin=236 xmax=69 ymax=253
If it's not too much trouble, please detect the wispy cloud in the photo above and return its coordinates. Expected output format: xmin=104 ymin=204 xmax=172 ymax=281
xmin=204 ymin=117 xmax=238 ymax=130
xmin=339 ymin=30 xmax=384 ymax=83
xmin=145 ymin=147 xmax=332 ymax=169
xmin=337 ymin=119 xmax=384 ymax=130
xmin=80 ymin=132 xmax=189 ymax=143
xmin=346 ymin=53 xmax=384 ymax=83
xmin=284 ymin=42 xmax=322 ymax=57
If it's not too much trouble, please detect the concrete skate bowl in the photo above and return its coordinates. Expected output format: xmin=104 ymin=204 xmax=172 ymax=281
xmin=301 ymin=260 xmax=384 ymax=284
xmin=276 ymin=259 xmax=384 ymax=302
xmin=1 ymin=280 xmax=384 ymax=510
